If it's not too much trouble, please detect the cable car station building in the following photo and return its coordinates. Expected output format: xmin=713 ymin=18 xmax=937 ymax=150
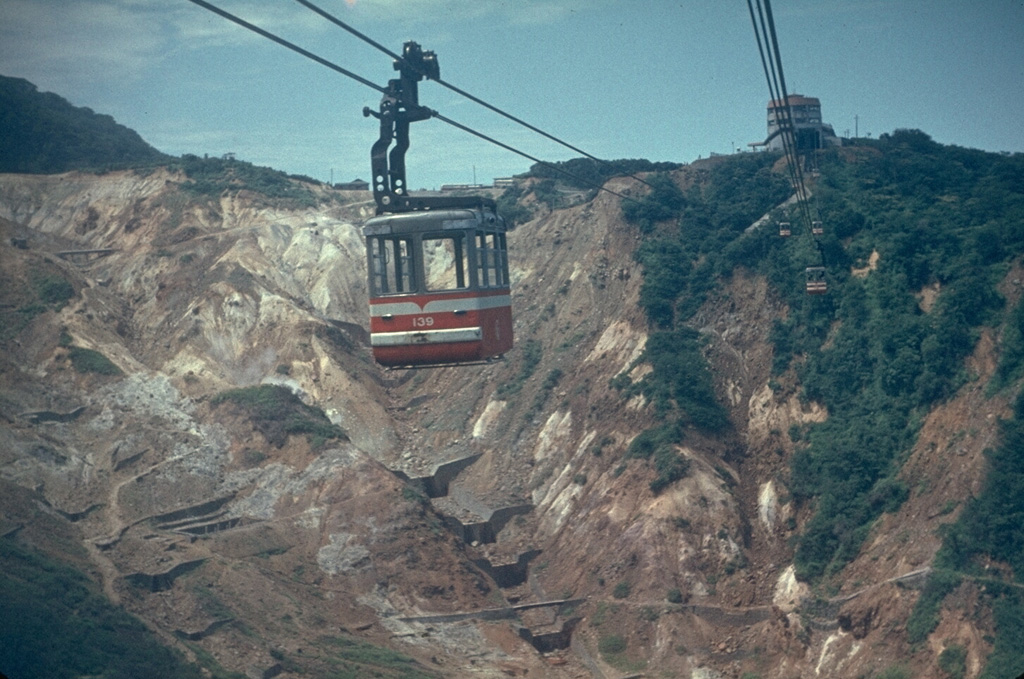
xmin=754 ymin=94 xmax=841 ymax=152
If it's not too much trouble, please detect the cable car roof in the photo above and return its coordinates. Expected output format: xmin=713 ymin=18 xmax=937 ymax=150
xmin=363 ymin=206 xmax=504 ymax=236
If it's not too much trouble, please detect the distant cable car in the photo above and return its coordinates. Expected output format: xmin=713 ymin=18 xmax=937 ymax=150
xmin=805 ymin=266 xmax=827 ymax=295
xmin=360 ymin=41 xmax=514 ymax=367
xmin=363 ymin=202 xmax=512 ymax=366
xmin=778 ymin=221 xmax=791 ymax=237
xmin=811 ymin=220 xmax=823 ymax=236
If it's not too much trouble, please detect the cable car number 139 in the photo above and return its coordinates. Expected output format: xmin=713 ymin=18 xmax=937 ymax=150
xmin=412 ymin=316 xmax=434 ymax=327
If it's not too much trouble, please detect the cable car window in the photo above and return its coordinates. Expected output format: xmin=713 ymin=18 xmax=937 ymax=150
xmin=497 ymin=233 xmax=509 ymax=286
xmin=495 ymin=232 xmax=509 ymax=286
xmin=474 ymin=230 xmax=508 ymax=289
xmin=423 ymin=234 xmax=468 ymax=291
xmin=476 ymin=231 xmax=491 ymax=287
xmin=368 ymin=236 xmax=415 ymax=295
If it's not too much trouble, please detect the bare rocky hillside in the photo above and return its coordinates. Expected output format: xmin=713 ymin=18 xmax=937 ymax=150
xmin=0 ymin=167 xmax=1009 ymax=678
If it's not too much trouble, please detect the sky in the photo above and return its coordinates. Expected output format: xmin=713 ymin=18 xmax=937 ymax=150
xmin=2 ymin=0 xmax=1023 ymax=188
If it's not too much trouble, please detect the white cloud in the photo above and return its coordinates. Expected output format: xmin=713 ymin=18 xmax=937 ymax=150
xmin=0 ymin=0 xmax=339 ymax=94
xmin=0 ymin=0 xmax=169 ymax=89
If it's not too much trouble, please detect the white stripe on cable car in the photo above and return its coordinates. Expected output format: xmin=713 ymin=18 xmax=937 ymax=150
xmin=370 ymin=327 xmax=482 ymax=346
xmin=370 ymin=294 xmax=511 ymax=317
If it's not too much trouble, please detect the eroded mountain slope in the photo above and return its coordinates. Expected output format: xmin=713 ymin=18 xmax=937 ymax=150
xmin=0 ymin=164 xmax=1016 ymax=679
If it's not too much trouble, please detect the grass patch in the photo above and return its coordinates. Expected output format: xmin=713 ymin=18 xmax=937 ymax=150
xmin=68 ymin=346 xmax=123 ymax=376
xmin=211 ymin=384 xmax=347 ymax=448
xmin=626 ymin=421 xmax=691 ymax=493
xmin=876 ymin=664 xmax=912 ymax=679
xmin=35 ymin=274 xmax=75 ymax=307
xmin=318 ymin=635 xmax=438 ymax=679
xmin=598 ymin=634 xmax=626 ymax=655
xmin=2 ymin=272 xmax=77 ymax=341
xmin=597 ymin=633 xmax=646 ymax=673
xmin=938 ymin=644 xmax=967 ymax=679
xmin=496 ymin=339 xmax=542 ymax=398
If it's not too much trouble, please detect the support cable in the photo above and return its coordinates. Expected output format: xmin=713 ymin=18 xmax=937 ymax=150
xmin=749 ymin=0 xmax=803 ymax=223
xmin=747 ymin=0 xmax=817 ymax=236
xmin=183 ymin=0 xmax=644 ymax=203
xmin=748 ymin=0 xmax=802 ymax=213
xmin=762 ymin=0 xmax=815 ymax=229
xmin=753 ymin=0 xmax=802 ymax=211
xmin=185 ymin=0 xmax=386 ymax=94
xmin=290 ymin=0 xmax=658 ymax=190
xmin=431 ymin=111 xmax=639 ymax=203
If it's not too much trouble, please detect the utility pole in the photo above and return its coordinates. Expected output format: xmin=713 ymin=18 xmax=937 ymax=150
xmin=855 ymin=114 xmax=859 ymax=138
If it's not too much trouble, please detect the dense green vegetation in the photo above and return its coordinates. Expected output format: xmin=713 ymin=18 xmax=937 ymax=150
xmin=775 ymin=132 xmax=1024 ymax=581
xmin=0 ymin=75 xmax=168 ymax=173
xmin=626 ymin=423 xmax=691 ymax=493
xmin=622 ymin=134 xmax=1024 ymax=578
xmin=496 ymin=182 xmax=536 ymax=226
xmin=617 ymin=132 xmax=1024 ymax=675
xmin=0 ymin=537 xmax=203 ymax=679
xmin=211 ymin=384 xmax=347 ymax=448
xmin=170 ymin=154 xmax=319 ymax=207
xmin=525 ymin=157 xmax=682 ymax=190
xmin=937 ymin=644 xmax=967 ymax=679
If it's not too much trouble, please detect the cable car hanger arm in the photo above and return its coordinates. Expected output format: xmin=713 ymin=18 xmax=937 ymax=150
xmin=291 ymin=0 xmax=656 ymax=192
xmin=182 ymin=1 xmax=643 ymax=209
xmin=364 ymin=42 xmax=640 ymax=213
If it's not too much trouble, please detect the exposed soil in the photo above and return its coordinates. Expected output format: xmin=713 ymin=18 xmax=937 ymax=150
xmin=0 ymin=169 xmax=1015 ymax=678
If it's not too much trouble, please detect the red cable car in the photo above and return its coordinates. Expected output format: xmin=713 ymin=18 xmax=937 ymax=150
xmin=364 ymin=204 xmax=513 ymax=366
xmin=360 ymin=41 xmax=514 ymax=367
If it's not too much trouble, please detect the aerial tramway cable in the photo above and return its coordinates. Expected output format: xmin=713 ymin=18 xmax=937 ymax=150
xmin=747 ymin=0 xmax=814 ymax=234
xmin=182 ymin=0 xmax=646 ymax=204
xmin=747 ymin=1 xmax=801 ymax=209
xmin=747 ymin=0 xmax=827 ymax=294
xmin=185 ymin=0 xmax=386 ymax=94
xmin=761 ymin=0 xmax=816 ymax=231
xmin=290 ymin=0 xmax=658 ymax=192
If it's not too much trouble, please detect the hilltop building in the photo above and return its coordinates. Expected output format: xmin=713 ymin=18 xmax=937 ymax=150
xmin=335 ymin=178 xmax=369 ymax=191
xmin=751 ymin=94 xmax=840 ymax=152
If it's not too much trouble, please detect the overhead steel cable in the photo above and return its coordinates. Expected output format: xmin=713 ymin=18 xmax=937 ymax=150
xmin=290 ymin=0 xmax=658 ymax=191
xmin=430 ymin=112 xmax=639 ymax=203
xmin=183 ymin=0 xmax=644 ymax=204
xmin=747 ymin=0 xmax=817 ymax=235
xmin=747 ymin=0 xmax=802 ymax=210
xmin=762 ymin=0 xmax=816 ymax=229
xmin=750 ymin=0 xmax=803 ymax=217
xmin=185 ymin=0 xmax=385 ymax=94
